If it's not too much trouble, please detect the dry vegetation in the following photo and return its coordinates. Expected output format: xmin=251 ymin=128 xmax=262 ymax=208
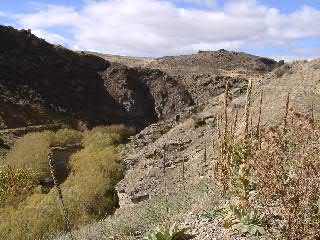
xmin=0 ymin=125 xmax=132 ymax=240
xmin=250 ymin=116 xmax=320 ymax=239
xmin=213 ymin=81 xmax=320 ymax=239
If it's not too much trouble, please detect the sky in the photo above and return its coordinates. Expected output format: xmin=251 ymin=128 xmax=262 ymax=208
xmin=1 ymin=0 xmax=320 ymax=60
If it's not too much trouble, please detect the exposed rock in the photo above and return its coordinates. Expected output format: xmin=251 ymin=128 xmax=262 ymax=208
xmin=96 ymin=49 xmax=280 ymax=105
xmin=0 ymin=26 xmax=192 ymax=131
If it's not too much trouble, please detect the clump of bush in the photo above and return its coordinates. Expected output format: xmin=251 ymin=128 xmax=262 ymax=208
xmin=50 ymin=129 xmax=83 ymax=147
xmin=6 ymin=131 xmax=52 ymax=180
xmin=249 ymin=118 xmax=320 ymax=239
xmin=191 ymin=104 xmax=205 ymax=114
xmin=0 ymin=140 xmax=9 ymax=165
xmin=0 ymin=166 xmax=39 ymax=207
xmin=0 ymin=125 xmax=133 ymax=240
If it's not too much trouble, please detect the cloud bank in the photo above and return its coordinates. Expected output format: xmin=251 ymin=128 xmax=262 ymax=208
xmin=9 ymin=0 xmax=320 ymax=58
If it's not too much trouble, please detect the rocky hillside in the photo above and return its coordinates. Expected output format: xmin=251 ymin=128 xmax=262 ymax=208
xmin=2 ymin=25 xmax=320 ymax=240
xmin=0 ymin=26 xmax=192 ymax=131
xmin=117 ymin=59 xmax=320 ymax=207
xmin=92 ymin=49 xmax=282 ymax=104
xmin=57 ymin=58 xmax=320 ymax=240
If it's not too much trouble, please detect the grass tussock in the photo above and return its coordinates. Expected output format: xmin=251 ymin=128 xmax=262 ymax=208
xmin=50 ymin=129 xmax=84 ymax=147
xmin=0 ymin=125 xmax=132 ymax=240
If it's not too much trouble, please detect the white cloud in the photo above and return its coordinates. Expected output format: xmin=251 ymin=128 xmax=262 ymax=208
xmin=32 ymin=29 xmax=70 ymax=45
xmin=10 ymin=0 xmax=320 ymax=58
xmin=13 ymin=5 xmax=81 ymax=29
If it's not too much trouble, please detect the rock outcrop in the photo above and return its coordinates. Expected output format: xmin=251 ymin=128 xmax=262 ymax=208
xmin=94 ymin=49 xmax=281 ymax=104
xmin=0 ymin=26 xmax=192 ymax=130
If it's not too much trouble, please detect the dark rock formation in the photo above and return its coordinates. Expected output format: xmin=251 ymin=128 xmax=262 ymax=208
xmin=0 ymin=26 xmax=192 ymax=130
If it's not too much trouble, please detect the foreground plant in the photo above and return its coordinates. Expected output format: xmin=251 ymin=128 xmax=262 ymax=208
xmin=249 ymin=116 xmax=320 ymax=239
xmin=224 ymin=205 xmax=265 ymax=236
xmin=144 ymin=224 xmax=188 ymax=240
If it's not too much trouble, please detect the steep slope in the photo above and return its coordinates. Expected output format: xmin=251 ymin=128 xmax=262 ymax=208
xmin=116 ymin=59 xmax=320 ymax=210
xmin=0 ymin=26 xmax=192 ymax=130
xmin=60 ymin=59 xmax=320 ymax=240
xmin=95 ymin=50 xmax=282 ymax=104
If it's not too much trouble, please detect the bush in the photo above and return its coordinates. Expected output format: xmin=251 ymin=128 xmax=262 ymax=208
xmin=89 ymin=125 xmax=135 ymax=142
xmin=249 ymin=119 xmax=320 ymax=239
xmin=6 ymin=129 xmax=83 ymax=181
xmin=191 ymin=105 xmax=205 ymax=114
xmin=0 ymin=166 xmax=39 ymax=207
xmin=6 ymin=131 xmax=52 ymax=180
xmin=50 ymin=129 xmax=83 ymax=147
xmin=0 ymin=125 xmax=126 ymax=240
xmin=82 ymin=125 xmax=135 ymax=148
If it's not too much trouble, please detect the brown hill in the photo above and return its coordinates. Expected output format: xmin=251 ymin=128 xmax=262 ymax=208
xmin=0 ymin=26 xmax=192 ymax=130
xmin=92 ymin=49 xmax=282 ymax=104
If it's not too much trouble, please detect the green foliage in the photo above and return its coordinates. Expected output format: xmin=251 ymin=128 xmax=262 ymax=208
xmin=200 ymin=208 xmax=224 ymax=219
xmin=144 ymin=224 xmax=188 ymax=240
xmin=0 ymin=125 xmax=129 ymax=240
xmin=224 ymin=205 xmax=265 ymax=236
xmin=50 ymin=128 xmax=83 ymax=147
xmin=5 ymin=129 xmax=83 ymax=181
xmin=82 ymin=125 xmax=134 ymax=148
xmin=6 ymin=131 xmax=52 ymax=180
xmin=89 ymin=125 xmax=135 ymax=142
xmin=191 ymin=105 xmax=205 ymax=114
xmin=0 ymin=142 xmax=10 ymax=166
xmin=0 ymin=166 xmax=39 ymax=207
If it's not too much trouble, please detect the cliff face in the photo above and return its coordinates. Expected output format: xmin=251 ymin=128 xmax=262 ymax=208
xmin=0 ymin=26 xmax=192 ymax=130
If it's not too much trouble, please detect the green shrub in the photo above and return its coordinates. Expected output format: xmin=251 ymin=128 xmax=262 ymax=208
xmin=82 ymin=125 xmax=134 ymax=148
xmin=0 ymin=166 xmax=39 ymax=207
xmin=50 ymin=129 xmax=83 ymax=147
xmin=6 ymin=131 xmax=52 ymax=180
xmin=6 ymin=129 xmax=83 ymax=181
xmin=144 ymin=224 xmax=188 ymax=240
xmin=0 ymin=125 xmax=126 ymax=240
xmin=191 ymin=105 xmax=205 ymax=114
xmin=88 ymin=125 xmax=135 ymax=142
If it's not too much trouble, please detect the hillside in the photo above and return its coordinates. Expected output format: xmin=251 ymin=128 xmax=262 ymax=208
xmin=92 ymin=50 xmax=281 ymax=104
xmin=0 ymin=26 xmax=320 ymax=240
xmin=0 ymin=26 xmax=192 ymax=132
xmin=58 ymin=59 xmax=320 ymax=240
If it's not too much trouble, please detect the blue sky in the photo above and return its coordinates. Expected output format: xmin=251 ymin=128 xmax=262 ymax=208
xmin=1 ymin=0 xmax=320 ymax=60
